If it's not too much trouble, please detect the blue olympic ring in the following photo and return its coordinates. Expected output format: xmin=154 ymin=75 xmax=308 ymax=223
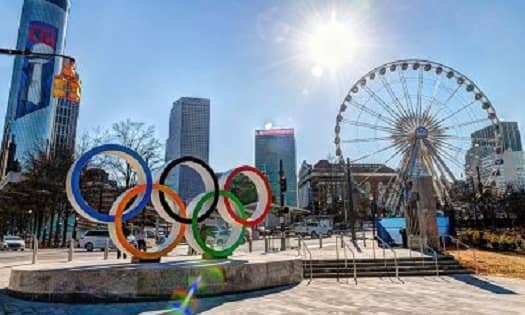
xmin=69 ymin=144 xmax=153 ymax=223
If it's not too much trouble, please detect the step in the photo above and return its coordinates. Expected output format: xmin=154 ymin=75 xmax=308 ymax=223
xmin=303 ymin=256 xmax=454 ymax=263
xmin=304 ymin=270 xmax=473 ymax=278
xmin=305 ymin=265 xmax=467 ymax=273
xmin=303 ymin=260 xmax=460 ymax=267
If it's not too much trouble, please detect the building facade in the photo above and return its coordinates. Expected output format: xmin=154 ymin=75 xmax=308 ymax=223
xmin=298 ymin=160 xmax=397 ymax=218
xmin=465 ymin=121 xmax=525 ymax=191
xmin=255 ymin=128 xmax=297 ymax=206
xmin=165 ymin=97 xmax=210 ymax=202
xmin=0 ymin=0 xmax=73 ymax=177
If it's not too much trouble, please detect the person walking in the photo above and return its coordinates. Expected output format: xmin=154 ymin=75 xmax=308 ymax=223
xmin=137 ymin=225 xmax=146 ymax=252
xmin=117 ymin=224 xmax=130 ymax=259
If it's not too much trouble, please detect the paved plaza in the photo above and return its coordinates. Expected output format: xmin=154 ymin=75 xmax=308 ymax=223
xmin=1 ymin=275 xmax=525 ymax=314
xmin=1 ymin=239 xmax=525 ymax=315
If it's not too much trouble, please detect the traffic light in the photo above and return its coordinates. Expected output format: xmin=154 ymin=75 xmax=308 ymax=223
xmin=52 ymin=75 xmax=67 ymax=98
xmin=280 ymin=176 xmax=287 ymax=193
xmin=52 ymin=60 xmax=81 ymax=103
xmin=67 ymin=78 xmax=81 ymax=103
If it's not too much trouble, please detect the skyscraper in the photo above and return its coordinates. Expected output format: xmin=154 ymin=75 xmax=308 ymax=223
xmin=0 ymin=0 xmax=73 ymax=177
xmin=165 ymin=97 xmax=210 ymax=202
xmin=465 ymin=121 xmax=525 ymax=190
xmin=470 ymin=121 xmax=522 ymax=152
xmin=255 ymin=128 xmax=297 ymax=206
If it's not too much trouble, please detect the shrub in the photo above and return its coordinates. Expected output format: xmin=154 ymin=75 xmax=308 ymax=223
xmin=458 ymin=229 xmax=525 ymax=253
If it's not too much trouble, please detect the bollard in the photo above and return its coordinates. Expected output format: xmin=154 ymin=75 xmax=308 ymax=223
xmin=104 ymin=239 xmax=109 ymax=260
xmin=281 ymin=233 xmax=286 ymax=251
xmin=335 ymin=236 xmax=340 ymax=282
xmin=264 ymin=236 xmax=269 ymax=253
xmin=297 ymin=237 xmax=301 ymax=250
xmin=319 ymin=236 xmax=323 ymax=248
xmin=248 ymin=236 xmax=253 ymax=253
xmin=68 ymin=239 xmax=74 ymax=262
xmin=362 ymin=230 xmax=366 ymax=247
xmin=372 ymin=236 xmax=376 ymax=260
xmin=32 ymin=236 xmax=38 ymax=264
xmin=340 ymin=233 xmax=344 ymax=248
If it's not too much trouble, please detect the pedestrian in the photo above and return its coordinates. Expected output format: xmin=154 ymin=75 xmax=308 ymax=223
xmin=137 ymin=225 xmax=146 ymax=252
xmin=117 ymin=224 xmax=130 ymax=259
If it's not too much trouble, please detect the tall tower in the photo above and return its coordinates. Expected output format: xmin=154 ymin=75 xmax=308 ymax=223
xmin=165 ymin=97 xmax=210 ymax=202
xmin=255 ymin=128 xmax=297 ymax=206
xmin=0 ymin=0 xmax=72 ymax=177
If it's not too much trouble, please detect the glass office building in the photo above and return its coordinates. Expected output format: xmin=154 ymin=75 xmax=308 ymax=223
xmin=255 ymin=128 xmax=297 ymax=206
xmin=165 ymin=97 xmax=210 ymax=203
xmin=470 ymin=121 xmax=523 ymax=152
xmin=0 ymin=0 xmax=71 ymax=177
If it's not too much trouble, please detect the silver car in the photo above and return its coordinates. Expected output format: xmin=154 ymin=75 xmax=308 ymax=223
xmin=1 ymin=235 xmax=25 ymax=251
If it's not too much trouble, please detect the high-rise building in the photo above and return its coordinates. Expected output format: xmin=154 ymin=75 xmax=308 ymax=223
xmin=255 ymin=128 xmax=297 ymax=206
xmin=470 ymin=121 xmax=522 ymax=152
xmin=465 ymin=121 xmax=525 ymax=191
xmin=165 ymin=97 xmax=210 ymax=202
xmin=0 ymin=0 xmax=74 ymax=177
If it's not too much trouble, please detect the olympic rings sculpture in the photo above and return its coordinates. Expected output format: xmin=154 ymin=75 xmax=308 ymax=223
xmin=66 ymin=144 xmax=272 ymax=260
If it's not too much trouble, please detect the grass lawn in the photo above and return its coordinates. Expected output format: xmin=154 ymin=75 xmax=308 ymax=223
xmin=448 ymin=249 xmax=525 ymax=279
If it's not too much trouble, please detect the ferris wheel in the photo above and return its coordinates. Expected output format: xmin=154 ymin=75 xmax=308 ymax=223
xmin=334 ymin=59 xmax=502 ymax=211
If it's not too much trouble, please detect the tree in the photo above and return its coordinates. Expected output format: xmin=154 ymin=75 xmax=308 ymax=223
xmin=22 ymin=146 xmax=74 ymax=247
xmin=81 ymin=119 xmax=163 ymax=188
xmin=229 ymin=174 xmax=257 ymax=205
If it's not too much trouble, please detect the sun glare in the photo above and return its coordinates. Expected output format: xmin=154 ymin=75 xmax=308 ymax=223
xmin=305 ymin=12 xmax=354 ymax=76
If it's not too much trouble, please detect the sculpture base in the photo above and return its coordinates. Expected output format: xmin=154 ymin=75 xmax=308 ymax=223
xmin=131 ymin=256 xmax=161 ymax=263
xmin=7 ymin=256 xmax=302 ymax=302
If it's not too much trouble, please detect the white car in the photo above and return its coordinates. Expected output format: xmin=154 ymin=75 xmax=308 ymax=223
xmin=78 ymin=230 xmax=114 ymax=251
xmin=1 ymin=236 xmax=25 ymax=251
xmin=292 ymin=221 xmax=333 ymax=238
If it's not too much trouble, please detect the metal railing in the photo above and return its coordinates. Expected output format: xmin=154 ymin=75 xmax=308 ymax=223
xmin=441 ymin=235 xmax=478 ymax=275
xmin=421 ymin=241 xmax=439 ymax=276
xmin=297 ymin=235 xmax=313 ymax=283
xmin=336 ymin=235 xmax=357 ymax=285
xmin=375 ymin=235 xmax=399 ymax=280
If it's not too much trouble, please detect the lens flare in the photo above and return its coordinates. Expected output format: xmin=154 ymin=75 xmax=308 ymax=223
xmin=166 ymin=267 xmax=225 ymax=314
xmin=167 ymin=276 xmax=201 ymax=315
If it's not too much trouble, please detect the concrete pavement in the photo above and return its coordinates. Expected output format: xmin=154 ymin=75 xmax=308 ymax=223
xmin=1 ymin=238 xmax=524 ymax=314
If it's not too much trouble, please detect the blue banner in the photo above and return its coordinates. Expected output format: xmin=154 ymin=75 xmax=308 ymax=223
xmin=15 ymin=21 xmax=57 ymax=119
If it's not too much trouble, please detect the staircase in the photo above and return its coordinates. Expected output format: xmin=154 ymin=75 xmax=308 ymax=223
xmin=303 ymin=256 xmax=472 ymax=279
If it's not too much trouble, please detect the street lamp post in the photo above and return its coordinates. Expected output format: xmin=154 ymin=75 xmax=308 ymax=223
xmin=369 ymin=195 xmax=376 ymax=239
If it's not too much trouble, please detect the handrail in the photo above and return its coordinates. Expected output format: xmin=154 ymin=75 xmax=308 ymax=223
xmin=441 ymin=235 xmax=478 ymax=275
xmin=421 ymin=241 xmax=439 ymax=277
xmin=297 ymin=235 xmax=313 ymax=283
xmin=337 ymin=235 xmax=357 ymax=285
xmin=375 ymin=235 xmax=399 ymax=280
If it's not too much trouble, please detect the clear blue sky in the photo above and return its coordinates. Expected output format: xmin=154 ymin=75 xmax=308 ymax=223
xmin=1 ymin=0 xmax=524 ymax=172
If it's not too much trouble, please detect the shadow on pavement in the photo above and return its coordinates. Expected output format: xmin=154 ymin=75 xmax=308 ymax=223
xmin=451 ymin=274 xmax=517 ymax=294
xmin=0 ymin=285 xmax=297 ymax=315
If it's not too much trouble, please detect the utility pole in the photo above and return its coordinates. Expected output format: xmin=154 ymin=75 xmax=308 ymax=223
xmin=476 ymin=166 xmax=484 ymax=228
xmin=346 ymin=158 xmax=356 ymax=241
xmin=470 ymin=176 xmax=479 ymax=228
xmin=279 ymin=160 xmax=287 ymax=250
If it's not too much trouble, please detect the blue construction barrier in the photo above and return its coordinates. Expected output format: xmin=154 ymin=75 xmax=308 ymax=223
xmin=376 ymin=216 xmax=450 ymax=246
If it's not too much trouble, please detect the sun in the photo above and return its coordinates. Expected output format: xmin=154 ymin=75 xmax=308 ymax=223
xmin=305 ymin=12 xmax=355 ymax=75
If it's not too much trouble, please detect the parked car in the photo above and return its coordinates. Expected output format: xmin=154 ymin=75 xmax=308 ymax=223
xmin=0 ymin=235 xmax=25 ymax=251
xmin=78 ymin=230 xmax=114 ymax=251
xmin=292 ymin=221 xmax=333 ymax=238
